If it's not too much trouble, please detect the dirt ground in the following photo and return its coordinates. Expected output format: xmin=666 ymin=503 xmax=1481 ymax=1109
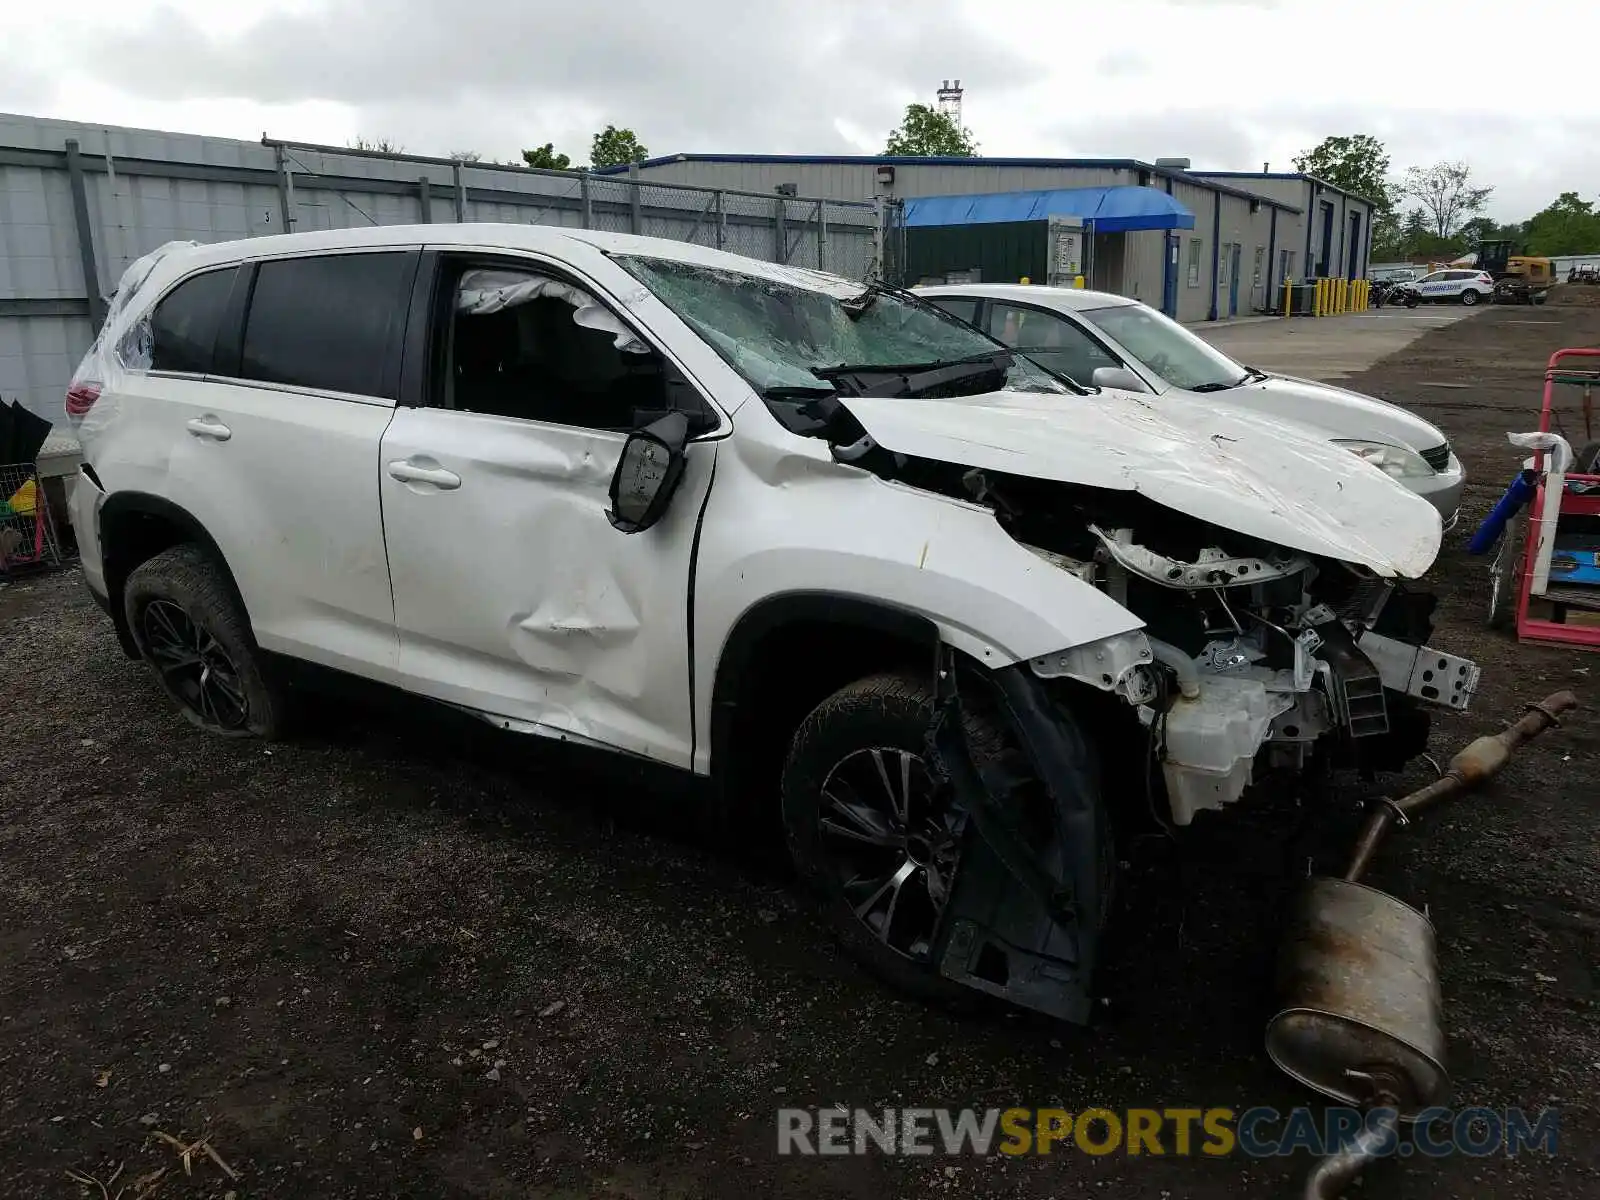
xmin=3 ymin=306 xmax=1599 ymax=1199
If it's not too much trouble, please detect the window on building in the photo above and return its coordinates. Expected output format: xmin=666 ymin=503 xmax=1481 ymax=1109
xmin=1253 ymin=246 xmax=1265 ymax=288
xmin=239 ymin=252 xmax=415 ymax=398
xmin=1187 ymin=238 xmax=1203 ymax=288
xmin=986 ymin=302 xmax=1119 ymax=386
xmin=149 ymin=267 xmax=237 ymax=375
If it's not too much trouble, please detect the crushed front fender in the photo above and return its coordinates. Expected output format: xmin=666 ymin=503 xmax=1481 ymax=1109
xmin=927 ymin=660 xmax=1108 ymax=1024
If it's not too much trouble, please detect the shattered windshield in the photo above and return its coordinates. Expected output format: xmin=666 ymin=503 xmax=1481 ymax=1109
xmin=614 ymin=256 xmax=1069 ymax=400
xmin=1077 ymin=303 xmax=1249 ymax=393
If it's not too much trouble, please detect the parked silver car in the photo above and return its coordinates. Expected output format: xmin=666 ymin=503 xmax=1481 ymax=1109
xmin=915 ymin=284 xmax=1466 ymax=525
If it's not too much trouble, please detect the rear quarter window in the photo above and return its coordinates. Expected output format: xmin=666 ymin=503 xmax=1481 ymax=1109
xmin=150 ymin=267 xmax=238 ymax=374
xmin=238 ymin=252 xmax=415 ymax=399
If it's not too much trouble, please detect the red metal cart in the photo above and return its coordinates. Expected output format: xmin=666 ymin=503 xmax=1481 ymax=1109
xmin=1498 ymin=348 xmax=1600 ymax=648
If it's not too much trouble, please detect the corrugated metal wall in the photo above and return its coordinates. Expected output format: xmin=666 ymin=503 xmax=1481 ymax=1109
xmin=627 ymin=159 xmax=1133 ymax=203
xmin=0 ymin=113 xmax=881 ymax=430
xmin=630 ymin=159 xmax=1324 ymax=324
xmin=905 ymin=221 xmax=1047 ymax=284
xmin=1190 ymin=174 xmax=1375 ymax=284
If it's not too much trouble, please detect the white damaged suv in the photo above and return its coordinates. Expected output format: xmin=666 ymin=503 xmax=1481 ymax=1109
xmin=67 ymin=226 xmax=1479 ymax=1022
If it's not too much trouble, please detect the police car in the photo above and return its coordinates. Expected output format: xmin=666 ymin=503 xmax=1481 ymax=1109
xmin=1412 ymin=268 xmax=1495 ymax=305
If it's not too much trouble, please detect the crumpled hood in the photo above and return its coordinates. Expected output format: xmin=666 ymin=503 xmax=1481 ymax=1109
xmin=1223 ymin=374 xmax=1451 ymax=453
xmin=839 ymin=387 xmax=1442 ymax=578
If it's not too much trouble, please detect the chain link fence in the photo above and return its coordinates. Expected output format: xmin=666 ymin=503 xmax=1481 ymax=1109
xmin=258 ymin=142 xmax=885 ymax=281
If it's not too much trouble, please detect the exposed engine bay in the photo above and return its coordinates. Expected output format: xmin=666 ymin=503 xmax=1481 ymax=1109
xmin=971 ymin=473 xmax=1478 ymax=825
xmin=819 ymin=415 xmax=1482 ymax=827
xmin=965 ymin=471 xmax=1480 ymax=823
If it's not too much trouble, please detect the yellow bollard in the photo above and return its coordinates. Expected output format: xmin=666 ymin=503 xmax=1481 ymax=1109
xmin=1073 ymin=275 xmax=1085 ymax=289
xmin=1338 ymin=278 xmax=1348 ymax=314
xmin=1283 ymin=275 xmax=1294 ymax=316
xmin=1362 ymin=279 xmax=1371 ymax=308
xmin=1314 ymin=279 xmax=1325 ymax=317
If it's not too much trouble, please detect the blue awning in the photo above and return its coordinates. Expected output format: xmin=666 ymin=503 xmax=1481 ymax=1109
xmin=903 ymin=186 xmax=1195 ymax=233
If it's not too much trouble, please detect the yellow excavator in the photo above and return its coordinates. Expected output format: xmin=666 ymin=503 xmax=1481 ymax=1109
xmin=1478 ymin=239 xmax=1556 ymax=304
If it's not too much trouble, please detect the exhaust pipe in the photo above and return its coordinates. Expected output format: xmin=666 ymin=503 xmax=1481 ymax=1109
xmin=1266 ymin=692 xmax=1577 ymax=1199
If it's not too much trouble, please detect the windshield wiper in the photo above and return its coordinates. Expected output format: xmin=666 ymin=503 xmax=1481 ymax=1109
xmin=1189 ymin=381 xmax=1238 ymax=393
xmin=761 ymin=384 xmax=838 ymax=400
xmin=812 ymin=352 xmax=1013 ymax=399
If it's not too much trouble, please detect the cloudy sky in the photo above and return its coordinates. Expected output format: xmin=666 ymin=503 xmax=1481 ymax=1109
xmin=3 ymin=0 xmax=1592 ymax=220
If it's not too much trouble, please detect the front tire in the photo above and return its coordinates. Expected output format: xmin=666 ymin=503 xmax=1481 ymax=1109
xmin=780 ymin=672 xmax=998 ymax=1006
xmin=1461 ymin=289 xmax=1480 ymax=306
xmin=123 ymin=544 xmax=284 ymax=738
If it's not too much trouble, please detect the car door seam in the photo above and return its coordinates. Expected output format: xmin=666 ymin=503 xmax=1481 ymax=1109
xmin=685 ymin=447 xmax=720 ymax=771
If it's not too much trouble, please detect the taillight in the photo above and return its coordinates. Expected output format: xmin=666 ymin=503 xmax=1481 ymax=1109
xmin=65 ymin=382 xmax=101 ymax=418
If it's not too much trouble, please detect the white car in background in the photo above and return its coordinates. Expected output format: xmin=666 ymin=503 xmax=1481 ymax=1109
xmin=1412 ymin=268 xmax=1495 ymax=306
xmin=915 ymin=283 xmax=1466 ymax=526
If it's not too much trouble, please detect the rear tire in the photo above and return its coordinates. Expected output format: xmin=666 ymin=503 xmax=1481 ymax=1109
xmin=123 ymin=544 xmax=285 ymax=738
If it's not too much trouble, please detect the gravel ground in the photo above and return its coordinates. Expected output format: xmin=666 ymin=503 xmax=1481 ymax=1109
xmin=2 ymin=305 xmax=1598 ymax=1199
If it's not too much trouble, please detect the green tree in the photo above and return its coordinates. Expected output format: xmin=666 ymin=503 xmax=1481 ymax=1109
xmin=1399 ymin=161 xmax=1493 ymax=240
xmin=521 ymin=142 xmax=573 ymax=171
xmin=884 ymin=103 xmax=978 ymax=157
xmin=590 ymin=126 xmax=648 ymax=169
xmin=1523 ymin=192 xmax=1600 ymax=257
xmin=1371 ymin=208 xmax=1406 ymax=260
xmin=1292 ymin=134 xmax=1392 ymax=209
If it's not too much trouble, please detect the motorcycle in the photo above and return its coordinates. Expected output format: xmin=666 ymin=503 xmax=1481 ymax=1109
xmin=1371 ymin=279 xmax=1421 ymax=309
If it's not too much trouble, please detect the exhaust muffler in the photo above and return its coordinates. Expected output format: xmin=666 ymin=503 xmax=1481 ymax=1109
xmin=1265 ymin=692 xmax=1577 ymax=1198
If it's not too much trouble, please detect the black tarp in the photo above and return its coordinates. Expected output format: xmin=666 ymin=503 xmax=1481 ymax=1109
xmin=0 ymin=400 xmax=53 ymax=465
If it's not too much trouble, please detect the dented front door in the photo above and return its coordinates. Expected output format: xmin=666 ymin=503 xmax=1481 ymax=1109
xmin=379 ymin=407 xmax=713 ymax=768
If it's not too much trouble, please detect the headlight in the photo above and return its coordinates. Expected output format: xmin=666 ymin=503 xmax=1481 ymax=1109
xmin=1333 ymin=440 xmax=1435 ymax=479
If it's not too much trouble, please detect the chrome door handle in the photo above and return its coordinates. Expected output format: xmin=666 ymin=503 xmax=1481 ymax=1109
xmin=186 ymin=417 xmax=232 ymax=441
xmin=388 ymin=460 xmax=462 ymax=490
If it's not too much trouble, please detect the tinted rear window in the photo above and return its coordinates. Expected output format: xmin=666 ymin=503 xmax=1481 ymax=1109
xmin=239 ymin=252 xmax=413 ymax=398
xmin=150 ymin=267 xmax=237 ymax=374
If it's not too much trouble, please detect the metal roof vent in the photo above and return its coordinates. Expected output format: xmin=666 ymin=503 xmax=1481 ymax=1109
xmin=1154 ymin=157 xmax=1191 ymax=170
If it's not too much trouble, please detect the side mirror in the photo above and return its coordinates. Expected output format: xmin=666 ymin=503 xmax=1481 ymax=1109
xmin=1091 ymin=365 xmax=1151 ymax=394
xmin=607 ymin=411 xmax=690 ymax=534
